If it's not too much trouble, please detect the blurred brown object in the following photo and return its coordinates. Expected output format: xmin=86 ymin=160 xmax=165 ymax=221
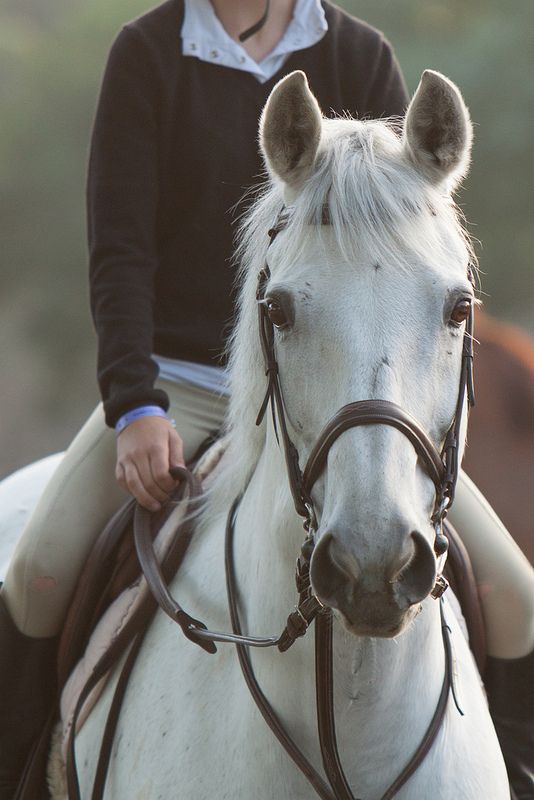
xmin=464 ymin=310 xmax=534 ymax=566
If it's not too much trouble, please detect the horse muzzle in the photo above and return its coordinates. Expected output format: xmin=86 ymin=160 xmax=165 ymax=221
xmin=309 ymin=526 xmax=437 ymax=637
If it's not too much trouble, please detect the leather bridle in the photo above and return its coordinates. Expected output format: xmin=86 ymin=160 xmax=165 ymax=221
xmin=255 ymin=207 xmax=475 ymax=581
xmin=85 ymin=207 xmax=475 ymax=799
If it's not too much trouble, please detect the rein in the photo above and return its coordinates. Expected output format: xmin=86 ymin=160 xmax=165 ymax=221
xmin=116 ymin=485 xmax=456 ymax=800
xmin=224 ymin=494 xmax=457 ymax=800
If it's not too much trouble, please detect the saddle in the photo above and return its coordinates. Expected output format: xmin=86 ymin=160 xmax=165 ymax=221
xmin=14 ymin=441 xmax=487 ymax=799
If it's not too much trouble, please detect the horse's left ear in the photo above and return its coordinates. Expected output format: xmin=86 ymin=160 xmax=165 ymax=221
xmin=260 ymin=71 xmax=322 ymax=190
xmin=403 ymin=70 xmax=473 ymax=191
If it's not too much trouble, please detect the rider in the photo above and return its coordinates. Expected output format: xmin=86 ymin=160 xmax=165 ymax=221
xmin=0 ymin=1 xmax=533 ymax=797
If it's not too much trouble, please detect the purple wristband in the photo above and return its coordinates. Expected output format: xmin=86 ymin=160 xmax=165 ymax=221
xmin=115 ymin=405 xmax=168 ymax=435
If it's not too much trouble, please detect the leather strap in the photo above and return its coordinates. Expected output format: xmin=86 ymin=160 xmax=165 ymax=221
xmin=302 ymin=400 xmax=445 ymax=497
xmin=78 ymin=476 xmax=454 ymax=800
xmin=238 ymin=0 xmax=270 ymax=42
xmin=255 ymin=207 xmax=475 ymax=540
xmin=226 ymin=497 xmax=453 ymax=800
xmin=443 ymin=520 xmax=487 ymax=675
xmin=224 ymin=502 xmax=339 ymax=800
xmin=136 ymin=492 xmax=322 ymax=653
xmin=315 ymin=612 xmax=360 ymax=800
xmin=314 ymin=603 xmax=453 ymax=800
xmin=66 ymin=597 xmax=156 ymax=799
xmin=69 ymin=207 xmax=474 ymax=798
xmin=66 ymin=467 xmax=202 ymax=800
xmin=90 ymin=631 xmax=147 ymax=800
xmin=57 ymin=497 xmax=136 ymax=688
xmin=133 ymin=468 xmax=217 ymax=655
xmin=256 ymin=265 xmax=311 ymax=519
xmin=379 ymin=601 xmax=453 ymax=800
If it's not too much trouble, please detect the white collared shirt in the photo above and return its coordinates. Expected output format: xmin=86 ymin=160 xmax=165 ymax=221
xmin=181 ymin=0 xmax=328 ymax=83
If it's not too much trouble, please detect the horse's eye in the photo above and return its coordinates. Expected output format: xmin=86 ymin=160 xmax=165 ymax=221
xmin=266 ymin=299 xmax=288 ymax=328
xmin=450 ymin=299 xmax=471 ymax=326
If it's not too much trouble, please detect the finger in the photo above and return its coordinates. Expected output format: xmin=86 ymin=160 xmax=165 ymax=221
xmin=149 ymin=447 xmax=177 ymax=495
xmin=115 ymin=461 xmax=127 ymax=491
xmin=122 ymin=460 xmax=162 ymax=512
xmin=168 ymin=429 xmax=185 ymax=470
xmin=134 ymin=455 xmax=170 ymax=505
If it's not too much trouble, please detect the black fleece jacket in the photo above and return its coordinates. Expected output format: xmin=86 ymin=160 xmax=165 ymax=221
xmin=87 ymin=0 xmax=409 ymax=426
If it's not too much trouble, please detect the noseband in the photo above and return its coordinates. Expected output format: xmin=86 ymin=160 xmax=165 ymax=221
xmin=256 ymin=207 xmax=475 ymax=593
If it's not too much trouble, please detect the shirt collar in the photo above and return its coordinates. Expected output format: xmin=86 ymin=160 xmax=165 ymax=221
xmin=181 ymin=0 xmax=328 ymax=83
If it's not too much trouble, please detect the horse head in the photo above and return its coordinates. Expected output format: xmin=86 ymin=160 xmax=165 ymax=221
xmin=236 ymin=69 xmax=474 ymax=639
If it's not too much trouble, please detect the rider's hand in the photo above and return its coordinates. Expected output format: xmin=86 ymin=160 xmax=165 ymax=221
xmin=116 ymin=416 xmax=185 ymax=511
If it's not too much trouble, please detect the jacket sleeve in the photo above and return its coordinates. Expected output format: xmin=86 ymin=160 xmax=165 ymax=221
xmin=87 ymin=24 xmax=169 ymax=427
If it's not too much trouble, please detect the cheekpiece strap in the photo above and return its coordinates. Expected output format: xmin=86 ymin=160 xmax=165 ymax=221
xmin=255 ymin=208 xmax=312 ymax=521
xmin=268 ymin=206 xmax=291 ymax=241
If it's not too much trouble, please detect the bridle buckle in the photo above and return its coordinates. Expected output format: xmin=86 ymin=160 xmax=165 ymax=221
xmin=303 ymin=501 xmax=318 ymax=533
xmin=431 ymin=574 xmax=449 ymax=599
xmin=432 ymin=495 xmax=451 ymax=558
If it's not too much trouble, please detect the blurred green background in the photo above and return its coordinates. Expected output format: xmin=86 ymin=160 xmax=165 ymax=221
xmin=1 ymin=0 xmax=533 ymax=477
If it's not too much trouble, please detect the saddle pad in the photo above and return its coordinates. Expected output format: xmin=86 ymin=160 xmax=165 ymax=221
xmin=58 ymin=438 xmax=226 ymax=762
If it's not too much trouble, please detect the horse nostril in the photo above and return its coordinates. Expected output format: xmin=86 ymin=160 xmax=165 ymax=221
xmin=310 ymin=532 xmax=357 ymax=606
xmin=391 ymin=531 xmax=436 ymax=606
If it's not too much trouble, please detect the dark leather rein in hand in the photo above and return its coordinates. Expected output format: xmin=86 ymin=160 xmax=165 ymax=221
xmin=89 ymin=208 xmax=475 ymax=799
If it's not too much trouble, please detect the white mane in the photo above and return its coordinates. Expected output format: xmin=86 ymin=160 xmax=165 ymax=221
xmin=205 ymin=115 xmax=474 ymax=517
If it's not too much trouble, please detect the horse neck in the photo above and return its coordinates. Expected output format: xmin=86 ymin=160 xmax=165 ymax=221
xmin=329 ymin=598 xmax=447 ymax=794
xmin=333 ymin=598 xmax=444 ymax=723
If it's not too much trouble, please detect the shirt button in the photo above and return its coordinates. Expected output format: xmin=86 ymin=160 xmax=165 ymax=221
xmin=210 ymin=49 xmax=219 ymax=58
xmin=239 ymin=56 xmax=246 ymax=64
xmin=190 ymin=42 xmax=197 ymax=51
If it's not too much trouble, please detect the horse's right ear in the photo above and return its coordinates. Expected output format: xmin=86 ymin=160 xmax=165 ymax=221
xmin=259 ymin=71 xmax=322 ymax=190
xmin=403 ymin=70 xmax=473 ymax=191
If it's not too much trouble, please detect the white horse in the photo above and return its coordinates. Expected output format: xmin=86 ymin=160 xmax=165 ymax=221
xmin=49 ymin=70 xmax=509 ymax=799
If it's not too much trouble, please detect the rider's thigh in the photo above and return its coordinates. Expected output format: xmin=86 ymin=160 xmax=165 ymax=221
xmin=2 ymin=380 xmax=228 ymax=638
xmin=2 ymin=403 xmax=125 ymax=638
xmin=450 ymin=470 xmax=534 ymax=659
